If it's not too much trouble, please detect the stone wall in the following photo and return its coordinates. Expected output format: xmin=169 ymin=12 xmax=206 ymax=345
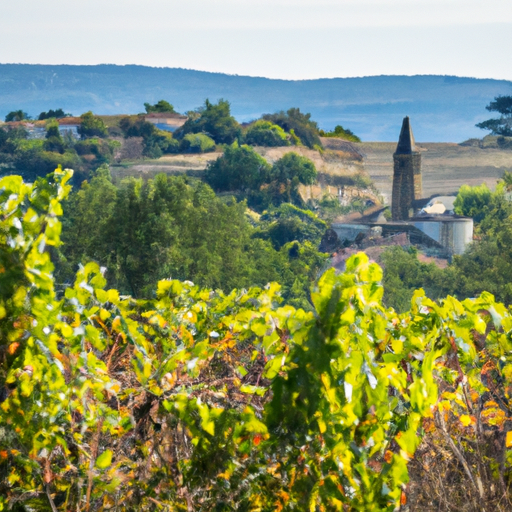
xmin=337 ymin=186 xmax=381 ymax=207
xmin=391 ymin=152 xmax=421 ymax=220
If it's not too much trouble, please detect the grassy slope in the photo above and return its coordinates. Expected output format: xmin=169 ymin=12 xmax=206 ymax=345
xmin=111 ymin=139 xmax=512 ymax=205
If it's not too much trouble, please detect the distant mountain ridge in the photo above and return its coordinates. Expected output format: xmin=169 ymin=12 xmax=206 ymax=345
xmin=1 ymin=64 xmax=511 ymax=142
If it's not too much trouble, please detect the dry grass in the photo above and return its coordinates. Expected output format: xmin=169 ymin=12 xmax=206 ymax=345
xmin=358 ymin=142 xmax=512 ymax=204
xmin=108 ymin=140 xmax=512 ymax=206
xmin=111 ymin=145 xmax=365 ymax=186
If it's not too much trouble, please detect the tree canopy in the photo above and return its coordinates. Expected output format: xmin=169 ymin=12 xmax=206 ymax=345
xmin=476 ymin=95 xmax=512 ymax=136
xmin=4 ymin=110 xmax=30 ymax=122
xmin=204 ymin=143 xmax=271 ymax=193
xmin=177 ymin=99 xmax=241 ymax=144
xmin=78 ymin=111 xmax=108 ymax=139
xmin=38 ymin=108 xmax=71 ymax=120
xmin=56 ymin=166 xmax=325 ymax=306
xmin=3 ymin=169 xmax=512 ymax=510
xmin=119 ymin=116 xmax=178 ymax=158
xmin=266 ymin=152 xmax=317 ymax=206
xmin=244 ymin=120 xmax=290 ymax=147
xmin=179 ymin=132 xmax=216 ymax=153
xmin=263 ymin=108 xmax=322 ymax=149
xmin=319 ymin=124 xmax=361 ymax=142
xmin=144 ymin=99 xmax=176 ymax=114
xmin=255 ymin=203 xmax=326 ymax=250
xmin=382 ymin=173 xmax=512 ymax=311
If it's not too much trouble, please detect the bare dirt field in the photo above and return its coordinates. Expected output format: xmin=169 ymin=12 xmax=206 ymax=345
xmin=358 ymin=142 xmax=512 ymax=204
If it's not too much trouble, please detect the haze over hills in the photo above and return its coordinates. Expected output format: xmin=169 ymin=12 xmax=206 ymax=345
xmin=1 ymin=64 xmax=512 ymax=142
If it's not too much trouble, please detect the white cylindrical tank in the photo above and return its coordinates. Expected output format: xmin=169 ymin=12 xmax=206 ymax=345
xmin=412 ymin=217 xmax=473 ymax=255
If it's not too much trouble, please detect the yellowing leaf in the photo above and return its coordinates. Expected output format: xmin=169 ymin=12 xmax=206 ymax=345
xmin=99 ymin=308 xmax=110 ymax=321
xmin=459 ymin=414 xmax=474 ymax=427
xmin=112 ymin=316 xmax=122 ymax=332
xmin=7 ymin=342 xmax=20 ymax=355
xmin=107 ymin=289 xmax=119 ymax=303
xmin=506 ymin=431 xmax=512 ymax=448
xmin=95 ymin=289 xmax=108 ymax=303
xmin=95 ymin=449 xmax=113 ymax=469
xmin=317 ymin=417 xmax=327 ymax=434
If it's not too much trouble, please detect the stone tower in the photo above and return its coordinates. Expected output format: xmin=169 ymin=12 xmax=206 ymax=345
xmin=391 ymin=116 xmax=422 ymax=221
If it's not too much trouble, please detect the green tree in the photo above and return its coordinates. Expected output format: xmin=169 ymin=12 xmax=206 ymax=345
xmin=454 ymin=181 xmax=512 ymax=230
xmin=120 ymin=116 xmax=178 ymax=157
xmin=10 ymin=139 xmax=80 ymax=183
xmin=271 ymin=152 xmax=317 ymax=185
xmin=453 ymin=183 xmax=493 ymax=223
xmin=244 ymin=120 xmax=290 ymax=147
xmin=385 ymin=174 xmax=512 ymax=309
xmin=476 ymin=95 xmax=512 ymax=136
xmin=78 ymin=111 xmax=108 ymax=138
xmin=381 ymin=246 xmax=458 ymax=312
xmin=177 ymin=99 xmax=241 ymax=144
xmin=179 ymin=132 xmax=216 ymax=153
xmin=263 ymin=108 xmax=322 ymax=149
xmin=144 ymin=99 xmax=176 ymax=113
xmin=38 ymin=108 xmax=71 ymax=120
xmin=4 ymin=170 xmax=512 ymax=511
xmin=267 ymin=152 xmax=317 ymax=205
xmin=255 ymin=203 xmax=326 ymax=250
xmin=448 ymin=178 xmax=512 ymax=305
xmin=59 ymin=172 xmax=277 ymax=296
xmin=0 ymin=127 xmax=27 ymax=157
xmin=4 ymin=110 xmax=30 ymax=122
xmin=74 ymin=138 xmax=115 ymax=168
xmin=319 ymin=124 xmax=361 ymax=142
xmin=204 ymin=142 xmax=271 ymax=192
xmin=58 ymin=165 xmax=118 ymax=280
xmin=43 ymin=120 xmax=65 ymax=153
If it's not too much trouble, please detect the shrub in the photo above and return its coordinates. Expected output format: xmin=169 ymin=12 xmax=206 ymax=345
xmin=205 ymin=143 xmax=271 ymax=192
xmin=144 ymin=99 xmax=176 ymax=113
xmin=176 ymin=99 xmax=241 ymax=144
xmin=454 ymin=183 xmax=493 ymax=222
xmin=3 ymin=174 xmax=512 ymax=511
xmin=119 ymin=116 xmax=155 ymax=138
xmin=245 ymin=120 xmax=289 ymax=147
xmin=119 ymin=117 xmax=178 ymax=157
xmin=255 ymin=203 xmax=326 ymax=249
xmin=78 ymin=111 xmax=108 ymax=138
xmin=43 ymin=136 xmax=65 ymax=154
xmin=179 ymin=132 xmax=216 ymax=153
xmin=271 ymin=152 xmax=317 ymax=185
xmin=319 ymin=124 xmax=361 ymax=142
xmin=263 ymin=108 xmax=322 ymax=149
xmin=43 ymin=121 xmax=65 ymax=153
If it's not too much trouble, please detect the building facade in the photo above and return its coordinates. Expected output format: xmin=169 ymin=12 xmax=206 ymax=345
xmin=391 ymin=116 xmax=422 ymax=220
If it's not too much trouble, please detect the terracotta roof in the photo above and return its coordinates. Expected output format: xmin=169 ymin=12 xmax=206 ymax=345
xmin=57 ymin=117 xmax=82 ymax=125
xmin=144 ymin=113 xmax=187 ymax=120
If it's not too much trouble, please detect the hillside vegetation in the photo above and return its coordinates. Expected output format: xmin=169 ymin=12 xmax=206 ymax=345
xmin=2 ymin=64 xmax=512 ymax=141
xmin=3 ymin=170 xmax=512 ymax=511
xmin=5 ymin=94 xmax=512 ymax=510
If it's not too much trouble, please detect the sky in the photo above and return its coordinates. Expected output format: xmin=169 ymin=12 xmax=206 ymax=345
xmin=1 ymin=0 xmax=512 ymax=81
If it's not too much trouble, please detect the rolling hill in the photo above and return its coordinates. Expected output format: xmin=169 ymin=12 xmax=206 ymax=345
xmin=1 ymin=64 xmax=512 ymax=142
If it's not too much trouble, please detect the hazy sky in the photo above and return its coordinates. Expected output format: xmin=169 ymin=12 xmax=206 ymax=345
xmin=1 ymin=0 xmax=512 ymax=80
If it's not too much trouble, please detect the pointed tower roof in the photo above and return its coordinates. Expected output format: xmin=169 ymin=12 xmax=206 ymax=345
xmin=395 ymin=116 xmax=417 ymax=154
